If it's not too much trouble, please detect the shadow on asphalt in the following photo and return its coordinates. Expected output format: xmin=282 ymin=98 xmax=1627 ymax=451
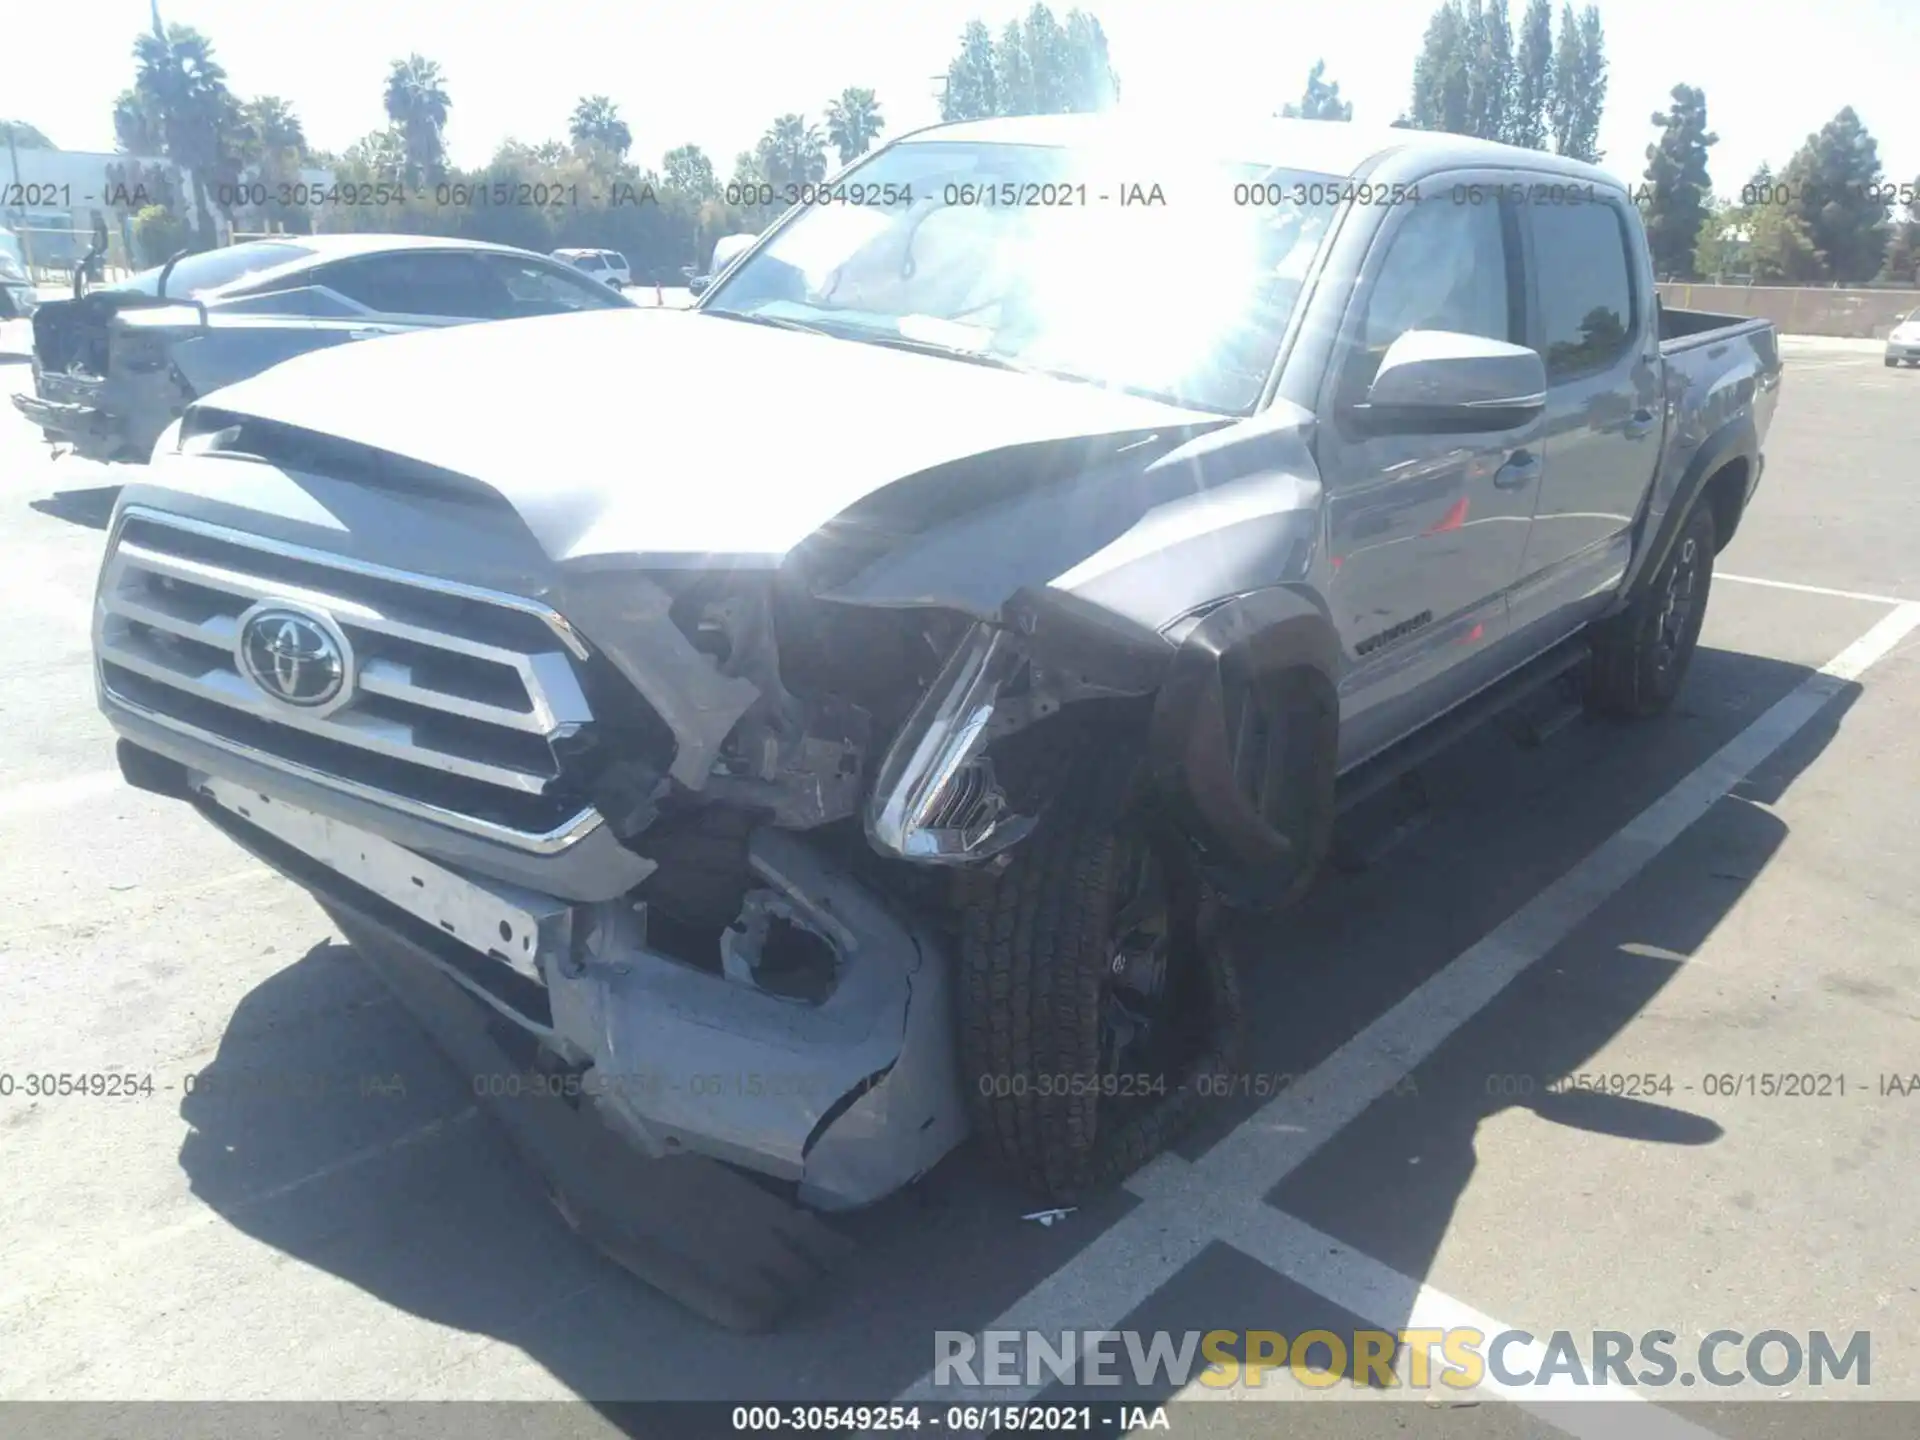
xmin=171 ymin=642 xmax=1859 ymax=1419
xmin=29 ymin=485 xmax=119 ymax=530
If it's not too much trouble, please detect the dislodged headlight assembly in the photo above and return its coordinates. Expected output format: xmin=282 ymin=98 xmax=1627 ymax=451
xmin=864 ymin=622 xmax=1037 ymax=864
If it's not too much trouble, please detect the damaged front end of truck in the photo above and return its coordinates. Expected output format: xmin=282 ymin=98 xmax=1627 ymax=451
xmin=91 ymin=332 xmax=1309 ymax=1325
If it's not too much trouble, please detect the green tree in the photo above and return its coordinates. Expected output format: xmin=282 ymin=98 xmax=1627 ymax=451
xmin=824 ymin=88 xmax=885 ymax=165
xmin=939 ymin=6 xmax=1118 ymax=120
xmin=343 ymin=126 xmax=406 ymax=182
xmin=756 ymin=114 xmax=828 ymax=189
xmin=569 ymin=96 xmax=632 ymax=159
xmin=0 ymin=120 xmax=53 ymax=148
xmin=1746 ymin=196 xmax=1824 ymax=282
xmin=1775 ymin=107 xmax=1887 ymax=284
xmin=662 ymin=144 xmax=718 ymax=199
xmin=1279 ymin=61 xmax=1353 ymax=120
xmin=129 ymin=22 xmax=245 ymax=247
xmin=1690 ymin=195 xmax=1743 ymax=280
xmin=1547 ymin=3 xmax=1606 ymax=161
xmin=941 ymin=20 xmax=1000 ymax=122
xmin=1878 ymin=177 xmax=1920 ymax=284
xmin=112 ymin=89 xmax=165 ymax=154
xmin=1641 ymin=84 xmax=1717 ymax=280
xmin=1507 ymin=0 xmax=1553 ymax=148
xmin=1406 ymin=2 xmax=1471 ymax=134
xmin=384 ymin=54 xmax=451 ymax=186
xmin=1060 ymin=9 xmax=1120 ymax=110
xmin=993 ymin=17 xmax=1038 ymax=114
xmin=130 ymin=203 xmax=191 ymax=266
xmin=234 ymin=95 xmax=310 ymax=233
xmin=1463 ymin=0 xmax=1512 ymax=143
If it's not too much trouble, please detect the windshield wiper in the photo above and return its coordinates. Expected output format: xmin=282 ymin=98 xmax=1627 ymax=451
xmin=698 ymin=307 xmax=838 ymax=338
xmin=840 ymin=330 xmax=1042 ymax=373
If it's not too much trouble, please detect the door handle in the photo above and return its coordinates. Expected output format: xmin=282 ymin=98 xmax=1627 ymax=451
xmin=1493 ymin=450 xmax=1540 ymax=489
xmin=1624 ymin=407 xmax=1657 ymax=438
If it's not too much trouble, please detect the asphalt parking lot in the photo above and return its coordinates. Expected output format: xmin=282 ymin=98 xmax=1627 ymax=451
xmin=0 ymin=328 xmax=1916 ymax=1436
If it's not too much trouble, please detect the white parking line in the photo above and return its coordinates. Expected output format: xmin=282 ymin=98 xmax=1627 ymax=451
xmin=1716 ymin=573 xmax=1911 ymax=607
xmin=898 ymin=601 xmax=1920 ymax=1423
xmin=1196 ymin=1198 xmax=1724 ymax=1439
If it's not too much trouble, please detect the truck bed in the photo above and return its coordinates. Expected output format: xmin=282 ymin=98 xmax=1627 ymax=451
xmin=1658 ymin=303 xmax=1772 ymax=353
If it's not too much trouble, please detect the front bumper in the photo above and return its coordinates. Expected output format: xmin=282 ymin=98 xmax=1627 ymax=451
xmin=113 ymin=736 xmax=971 ymax=1325
xmin=12 ymin=369 xmax=132 ymax=462
xmin=1885 ymin=341 xmax=1920 ymax=362
xmin=168 ymin=755 xmax=965 ymax=1209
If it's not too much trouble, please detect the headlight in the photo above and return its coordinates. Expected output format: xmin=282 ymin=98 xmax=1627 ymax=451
xmin=864 ymin=622 xmax=1037 ymax=864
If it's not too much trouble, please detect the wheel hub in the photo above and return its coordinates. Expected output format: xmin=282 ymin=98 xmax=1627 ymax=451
xmin=1100 ymin=841 xmax=1174 ymax=1074
xmin=1654 ymin=535 xmax=1700 ymax=670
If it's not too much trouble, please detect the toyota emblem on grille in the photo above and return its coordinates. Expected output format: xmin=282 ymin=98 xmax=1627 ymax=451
xmin=236 ymin=605 xmax=352 ymax=710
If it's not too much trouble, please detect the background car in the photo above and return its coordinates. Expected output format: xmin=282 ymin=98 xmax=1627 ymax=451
xmin=553 ymin=247 xmax=631 ymax=289
xmin=0 ymin=228 xmax=34 ymax=320
xmin=14 ymin=233 xmax=634 ymax=464
xmin=1884 ymin=307 xmax=1920 ymax=366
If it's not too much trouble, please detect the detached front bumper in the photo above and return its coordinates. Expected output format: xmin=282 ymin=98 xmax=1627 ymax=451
xmin=112 ymin=737 xmax=967 ymax=1324
xmin=12 ymin=369 xmax=133 ymax=462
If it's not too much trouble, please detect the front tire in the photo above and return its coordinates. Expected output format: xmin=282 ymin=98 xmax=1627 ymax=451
xmin=1587 ymin=501 xmax=1716 ymax=718
xmin=957 ymin=743 xmax=1241 ymax=1202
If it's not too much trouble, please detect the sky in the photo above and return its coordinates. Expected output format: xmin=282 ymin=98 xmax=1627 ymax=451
xmin=11 ymin=0 xmax=1919 ymax=200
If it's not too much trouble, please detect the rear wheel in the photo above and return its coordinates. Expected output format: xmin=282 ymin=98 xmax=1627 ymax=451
xmin=957 ymin=742 xmax=1241 ymax=1202
xmin=1587 ymin=501 xmax=1716 ymax=718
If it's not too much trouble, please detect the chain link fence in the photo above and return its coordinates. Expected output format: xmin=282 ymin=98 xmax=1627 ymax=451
xmin=1659 ymin=283 xmax=1920 ymax=339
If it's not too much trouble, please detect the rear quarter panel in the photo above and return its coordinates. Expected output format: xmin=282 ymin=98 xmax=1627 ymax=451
xmin=1645 ymin=320 xmax=1779 ymax=547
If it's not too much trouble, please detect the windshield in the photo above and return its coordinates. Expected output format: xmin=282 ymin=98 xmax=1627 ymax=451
xmin=701 ymin=140 xmax=1341 ymax=414
xmin=112 ymin=241 xmax=320 ymax=298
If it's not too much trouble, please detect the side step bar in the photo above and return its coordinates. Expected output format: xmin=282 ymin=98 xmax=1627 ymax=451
xmin=1334 ymin=636 xmax=1593 ymax=816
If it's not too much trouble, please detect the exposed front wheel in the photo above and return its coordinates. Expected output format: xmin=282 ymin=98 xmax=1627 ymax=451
xmin=1587 ymin=501 xmax=1716 ymax=718
xmin=956 ymin=743 xmax=1241 ymax=1202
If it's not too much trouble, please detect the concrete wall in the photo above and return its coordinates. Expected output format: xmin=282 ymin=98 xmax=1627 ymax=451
xmin=1660 ymin=283 xmax=1920 ymax=340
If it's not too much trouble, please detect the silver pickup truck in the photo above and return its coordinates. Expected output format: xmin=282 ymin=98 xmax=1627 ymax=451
xmin=91 ymin=115 xmax=1779 ymax=1328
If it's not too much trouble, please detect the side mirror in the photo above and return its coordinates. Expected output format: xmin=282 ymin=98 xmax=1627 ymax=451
xmin=1353 ymin=329 xmax=1546 ymax=433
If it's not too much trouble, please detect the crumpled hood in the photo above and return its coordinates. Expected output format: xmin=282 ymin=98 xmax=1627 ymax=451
xmin=192 ymin=306 xmax=1226 ymax=564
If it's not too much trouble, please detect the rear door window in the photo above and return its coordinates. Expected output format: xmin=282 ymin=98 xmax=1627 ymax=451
xmin=1526 ymin=198 xmax=1636 ymax=381
xmin=312 ymin=251 xmax=512 ymax=319
xmin=476 ymin=254 xmax=629 ymax=313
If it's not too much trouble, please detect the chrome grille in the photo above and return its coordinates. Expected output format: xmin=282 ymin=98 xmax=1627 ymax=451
xmin=96 ymin=507 xmax=602 ymax=852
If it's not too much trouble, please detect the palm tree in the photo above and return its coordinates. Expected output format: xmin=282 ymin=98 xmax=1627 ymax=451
xmin=131 ymin=23 xmax=242 ymax=247
xmin=568 ymin=96 xmax=632 ymax=159
xmin=824 ymin=88 xmax=885 ymax=166
xmin=0 ymin=121 xmax=53 ymax=148
xmin=383 ymin=55 xmax=450 ymax=186
xmin=662 ymin=144 xmax=717 ymax=199
xmin=238 ymin=96 xmax=309 ymax=230
xmin=755 ymin=114 xmax=828 ymax=189
xmin=113 ymin=89 xmax=165 ymax=155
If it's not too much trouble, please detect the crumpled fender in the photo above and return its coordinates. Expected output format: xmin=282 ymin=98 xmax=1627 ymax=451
xmin=1148 ymin=585 xmax=1341 ymax=908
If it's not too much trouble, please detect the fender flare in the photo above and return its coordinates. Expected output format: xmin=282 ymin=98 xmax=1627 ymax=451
xmin=1615 ymin=414 xmax=1758 ymax=609
xmin=1148 ymin=586 xmax=1341 ymax=906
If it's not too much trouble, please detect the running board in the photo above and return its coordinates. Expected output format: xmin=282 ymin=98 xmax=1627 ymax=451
xmin=1335 ymin=637 xmax=1592 ymax=816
